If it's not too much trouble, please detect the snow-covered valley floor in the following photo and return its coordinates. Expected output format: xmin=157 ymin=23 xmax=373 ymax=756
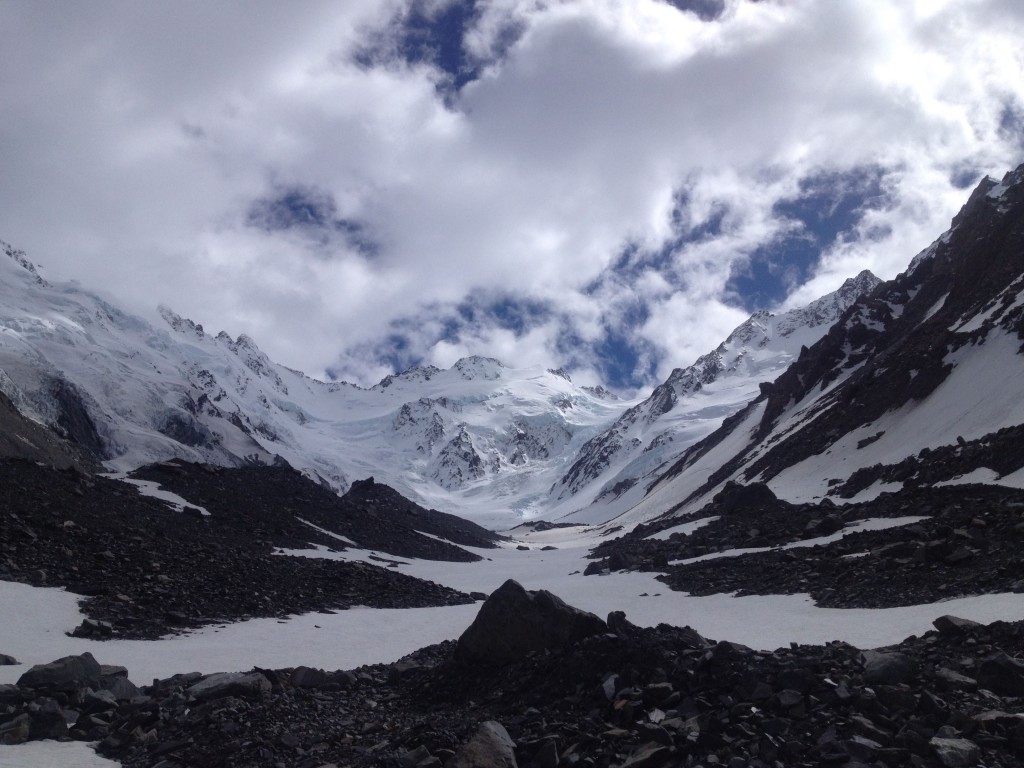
xmin=5 ymin=521 xmax=1024 ymax=766
xmin=5 ymin=523 xmax=1024 ymax=684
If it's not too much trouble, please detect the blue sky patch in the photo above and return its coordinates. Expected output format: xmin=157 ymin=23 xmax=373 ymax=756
xmin=246 ymin=186 xmax=377 ymax=257
xmin=353 ymin=1 xmax=523 ymax=97
xmin=726 ymin=166 xmax=891 ymax=310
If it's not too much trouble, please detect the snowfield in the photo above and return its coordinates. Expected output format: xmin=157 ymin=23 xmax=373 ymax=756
xmin=5 ymin=522 xmax=1024 ymax=697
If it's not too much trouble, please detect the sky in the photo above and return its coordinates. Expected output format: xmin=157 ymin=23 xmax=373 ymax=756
xmin=1 ymin=0 xmax=1022 ymax=394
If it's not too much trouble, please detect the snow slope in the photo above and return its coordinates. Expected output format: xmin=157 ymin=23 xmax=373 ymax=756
xmin=628 ymin=163 xmax=1024 ymax=524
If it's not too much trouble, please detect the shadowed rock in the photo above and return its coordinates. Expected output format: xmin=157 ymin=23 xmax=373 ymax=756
xmin=455 ymin=580 xmax=607 ymax=666
xmin=16 ymin=652 xmax=102 ymax=692
xmin=449 ymin=721 xmax=517 ymax=768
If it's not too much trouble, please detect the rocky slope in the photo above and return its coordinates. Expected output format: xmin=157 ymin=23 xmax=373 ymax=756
xmin=0 ymin=458 xmax=489 ymax=640
xmin=615 ymin=163 xmax=1024 ymax=529
xmin=550 ymin=270 xmax=881 ymax=522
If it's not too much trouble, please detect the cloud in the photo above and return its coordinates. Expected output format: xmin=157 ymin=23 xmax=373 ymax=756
xmin=0 ymin=0 xmax=1022 ymax=395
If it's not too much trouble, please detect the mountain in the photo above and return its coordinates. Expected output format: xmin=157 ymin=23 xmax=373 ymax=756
xmin=0 ymin=248 xmax=622 ymax=526
xmin=617 ymin=162 xmax=1024 ymax=528
xmin=545 ymin=270 xmax=881 ymax=523
xmin=0 ymin=238 xmax=878 ymax=528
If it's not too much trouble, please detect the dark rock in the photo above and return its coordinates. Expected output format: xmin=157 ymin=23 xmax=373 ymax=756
xmin=448 ymin=721 xmax=517 ymax=768
xmin=929 ymin=736 xmax=980 ymax=767
xmin=17 ymin=652 xmax=102 ymax=691
xmin=455 ymin=580 xmax=607 ymax=665
xmin=619 ymin=742 xmax=672 ymax=768
xmin=0 ymin=713 xmax=31 ymax=745
xmin=290 ymin=665 xmax=329 ymax=688
xmin=71 ymin=618 xmax=114 ymax=637
xmin=187 ymin=671 xmax=271 ymax=701
xmin=932 ymin=615 xmax=983 ymax=635
xmin=0 ymin=654 xmax=17 ymax=665
xmin=977 ymin=651 xmax=1024 ymax=696
xmin=863 ymin=650 xmax=917 ymax=685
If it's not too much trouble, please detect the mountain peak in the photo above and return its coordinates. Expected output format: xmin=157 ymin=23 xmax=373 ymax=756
xmin=2 ymin=240 xmax=46 ymax=286
xmin=453 ymin=356 xmax=504 ymax=380
xmin=158 ymin=305 xmax=206 ymax=338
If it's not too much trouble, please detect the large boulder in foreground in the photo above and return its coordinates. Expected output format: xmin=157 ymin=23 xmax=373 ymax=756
xmin=16 ymin=652 xmax=102 ymax=692
xmin=455 ymin=579 xmax=607 ymax=665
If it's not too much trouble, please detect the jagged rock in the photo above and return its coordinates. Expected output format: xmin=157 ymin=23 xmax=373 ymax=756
xmin=449 ymin=721 xmax=517 ymax=768
xmin=932 ymin=615 xmax=982 ymax=635
xmin=455 ymin=580 xmax=607 ymax=666
xmin=0 ymin=713 xmax=30 ymax=745
xmin=712 ymin=481 xmax=779 ymax=511
xmin=290 ymin=665 xmax=329 ymax=688
xmin=618 ymin=742 xmax=672 ymax=768
xmin=862 ymin=651 xmax=917 ymax=685
xmin=977 ymin=651 xmax=1024 ymax=696
xmin=16 ymin=652 xmax=102 ymax=691
xmin=187 ymin=671 xmax=271 ymax=701
xmin=71 ymin=618 xmax=114 ymax=637
xmin=930 ymin=737 xmax=980 ymax=767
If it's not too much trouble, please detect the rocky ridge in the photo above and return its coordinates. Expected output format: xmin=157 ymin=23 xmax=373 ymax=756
xmin=647 ymin=163 xmax=1024 ymax=516
xmin=0 ymin=459 xmax=483 ymax=640
xmin=585 ymin=481 xmax=1024 ymax=609
xmin=550 ymin=270 xmax=881 ymax=519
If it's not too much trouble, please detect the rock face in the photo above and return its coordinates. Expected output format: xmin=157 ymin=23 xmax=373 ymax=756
xmin=455 ymin=580 xmax=607 ymax=665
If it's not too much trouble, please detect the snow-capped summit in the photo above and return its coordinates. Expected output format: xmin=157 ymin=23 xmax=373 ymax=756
xmin=623 ymin=162 xmax=1024 ymax=529
xmin=546 ymin=269 xmax=881 ymax=522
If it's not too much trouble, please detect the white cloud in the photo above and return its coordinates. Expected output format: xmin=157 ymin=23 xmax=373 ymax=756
xmin=0 ymin=0 xmax=1021 ymax=392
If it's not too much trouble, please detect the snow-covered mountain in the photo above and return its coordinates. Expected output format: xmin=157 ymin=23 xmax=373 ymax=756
xmin=0 ymin=235 xmax=887 ymax=527
xmin=546 ymin=270 xmax=881 ymax=522
xmin=0 ymin=249 xmax=626 ymax=526
xmin=618 ymin=162 xmax=1024 ymax=529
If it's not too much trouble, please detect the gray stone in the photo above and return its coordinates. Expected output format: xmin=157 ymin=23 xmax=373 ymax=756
xmin=0 ymin=713 xmax=31 ymax=745
xmin=105 ymin=675 xmax=143 ymax=701
xmin=932 ymin=615 xmax=982 ymax=635
xmin=0 ymin=654 xmax=18 ymax=665
xmin=930 ymin=737 xmax=980 ymax=767
xmin=977 ymin=651 xmax=1024 ymax=696
xmin=862 ymin=651 xmax=917 ymax=685
xmin=17 ymin=652 xmax=102 ymax=691
xmin=290 ymin=666 xmax=329 ymax=688
xmin=449 ymin=721 xmax=517 ymax=768
xmin=187 ymin=671 xmax=271 ymax=701
xmin=455 ymin=580 xmax=607 ymax=666
xmin=935 ymin=667 xmax=977 ymax=692
xmin=619 ymin=742 xmax=672 ymax=768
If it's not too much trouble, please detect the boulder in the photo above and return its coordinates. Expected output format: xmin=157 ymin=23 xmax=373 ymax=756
xmin=932 ymin=615 xmax=982 ymax=635
xmin=977 ymin=652 xmax=1024 ymax=696
xmin=862 ymin=651 xmax=917 ymax=685
xmin=0 ymin=654 xmax=17 ymax=666
xmin=455 ymin=580 xmax=606 ymax=666
xmin=0 ymin=713 xmax=30 ymax=745
xmin=16 ymin=652 xmax=102 ymax=691
xmin=449 ymin=721 xmax=517 ymax=768
xmin=187 ymin=671 xmax=271 ymax=701
xmin=930 ymin=737 xmax=980 ymax=767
